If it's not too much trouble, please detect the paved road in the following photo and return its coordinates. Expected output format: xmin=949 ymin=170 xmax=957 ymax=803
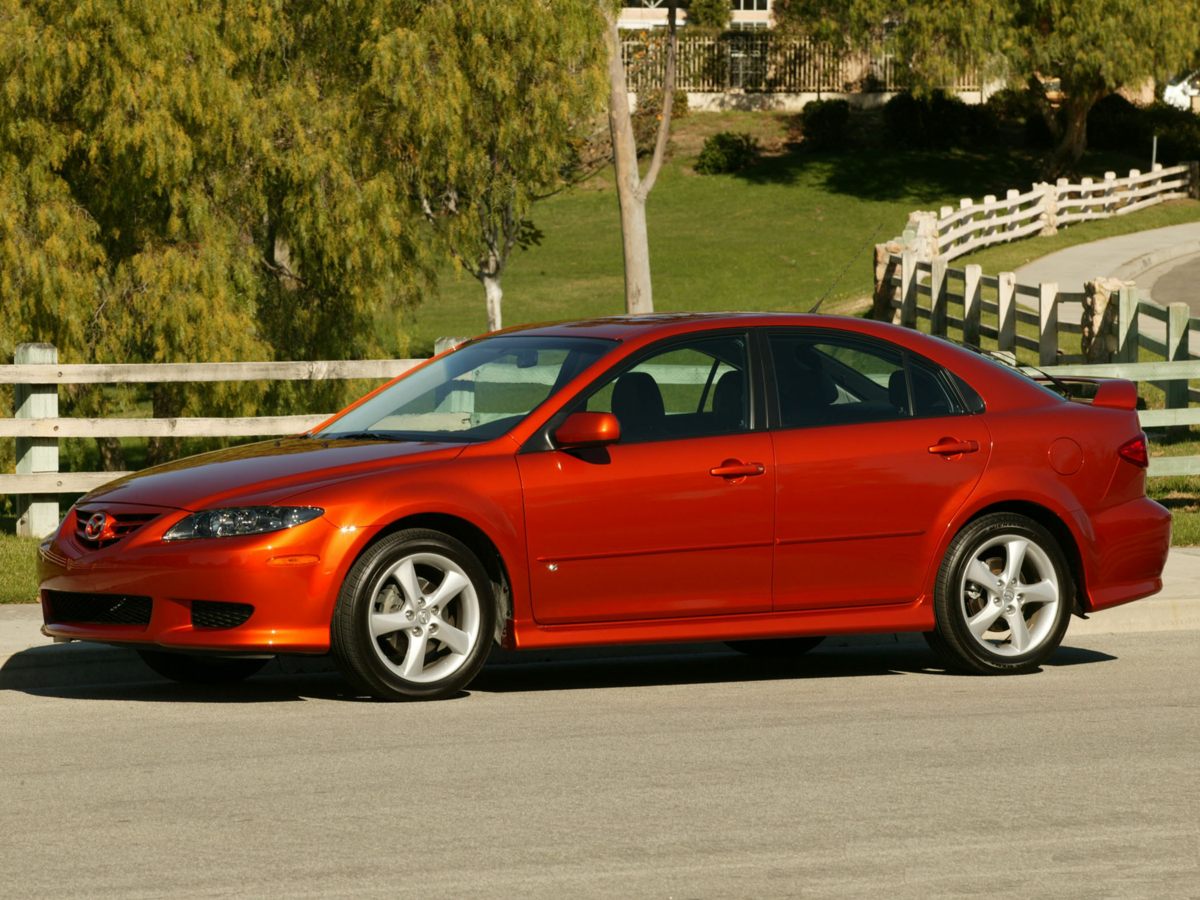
xmin=1137 ymin=252 xmax=1200 ymax=314
xmin=2 ymin=630 xmax=1197 ymax=898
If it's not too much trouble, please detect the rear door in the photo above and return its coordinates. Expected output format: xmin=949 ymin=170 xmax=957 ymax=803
xmin=767 ymin=330 xmax=991 ymax=610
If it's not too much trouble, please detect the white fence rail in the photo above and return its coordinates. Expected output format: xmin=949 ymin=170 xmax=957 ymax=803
xmin=899 ymin=164 xmax=1197 ymax=263
xmin=2 ymin=350 xmax=423 ymax=535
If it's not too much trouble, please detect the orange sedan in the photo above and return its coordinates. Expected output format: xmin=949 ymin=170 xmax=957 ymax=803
xmin=37 ymin=314 xmax=1170 ymax=699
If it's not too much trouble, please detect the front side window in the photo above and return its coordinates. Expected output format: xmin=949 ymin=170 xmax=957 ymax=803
xmin=769 ymin=332 xmax=960 ymax=428
xmin=579 ymin=334 xmax=750 ymax=443
xmin=317 ymin=336 xmax=615 ymax=442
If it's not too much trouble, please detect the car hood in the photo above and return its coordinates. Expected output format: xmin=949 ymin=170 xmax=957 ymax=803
xmin=81 ymin=438 xmax=468 ymax=510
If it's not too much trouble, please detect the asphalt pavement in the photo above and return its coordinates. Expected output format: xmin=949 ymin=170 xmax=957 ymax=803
xmin=1013 ymin=221 xmax=1200 ymax=323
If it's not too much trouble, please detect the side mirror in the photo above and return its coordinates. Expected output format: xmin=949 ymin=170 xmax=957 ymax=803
xmin=554 ymin=412 xmax=621 ymax=449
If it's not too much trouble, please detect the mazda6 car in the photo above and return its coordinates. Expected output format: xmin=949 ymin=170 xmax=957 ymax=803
xmin=37 ymin=314 xmax=1170 ymax=699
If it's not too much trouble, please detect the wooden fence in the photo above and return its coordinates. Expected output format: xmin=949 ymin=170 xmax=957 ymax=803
xmin=621 ymin=32 xmax=978 ymax=94
xmin=906 ymin=164 xmax=1196 ymax=263
xmin=879 ymin=256 xmax=1200 ymax=476
xmin=1 ymin=348 xmax=421 ymax=536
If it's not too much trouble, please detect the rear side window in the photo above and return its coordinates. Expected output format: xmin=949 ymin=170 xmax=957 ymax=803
xmin=768 ymin=332 xmax=962 ymax=428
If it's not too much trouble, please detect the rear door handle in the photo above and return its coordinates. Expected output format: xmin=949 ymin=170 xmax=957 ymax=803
xmin=928 ymin=438 xmax=980 ymax=456
xmin=710 ymin=460 xmax=765 ymax=478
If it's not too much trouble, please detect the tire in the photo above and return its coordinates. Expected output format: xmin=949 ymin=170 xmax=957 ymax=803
xmin=928 ymin=513 xmax=1073 ymax=675
xmin=331 ymin=529 xmax=495 ymax=701
xmin=137 ymin=650 xmax=269 ymax=685
xmin=726 ymin=636 xmax=824 ymax=658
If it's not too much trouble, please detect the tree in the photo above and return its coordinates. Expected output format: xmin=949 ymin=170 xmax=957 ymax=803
xmin=605 ymin=2 xmax=679 ymax=315
xmin=774 ymin=0 xmax=1200 ymax=172
xmin=687 ymin=0 xmax=732 ymax=31
xmin=0 ymin=1 xmax=431 ymax=466
xmin=365 ymin=1 xmax=607 ymax=332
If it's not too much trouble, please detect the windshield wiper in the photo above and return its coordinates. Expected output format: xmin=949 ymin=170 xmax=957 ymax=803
xmin=322 ymin=431 xmax=409 ymax=442
xmin=956 ymin=341 xmax=1073 ymax=399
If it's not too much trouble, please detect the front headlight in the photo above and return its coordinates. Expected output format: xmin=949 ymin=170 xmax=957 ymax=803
xmin=162 ymin=506 xmax=324 ymax=541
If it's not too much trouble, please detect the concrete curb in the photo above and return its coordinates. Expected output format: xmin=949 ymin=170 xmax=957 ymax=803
xmin=1110 ymin=239 xmax=1200 ymax=284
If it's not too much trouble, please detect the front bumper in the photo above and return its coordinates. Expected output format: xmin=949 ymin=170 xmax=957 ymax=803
xmin=38 ymin=508 xmax=372 ymax=655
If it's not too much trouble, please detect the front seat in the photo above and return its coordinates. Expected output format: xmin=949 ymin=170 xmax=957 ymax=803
xmin=611 ymin=371 xmax=666 ymax=441
xmin=712 ymin=369 xmax=746 ymax=430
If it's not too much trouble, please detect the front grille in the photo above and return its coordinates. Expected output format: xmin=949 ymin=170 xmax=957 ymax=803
xmin=46 ymin=591 xmax=152 ymax=626
xmin=74 ymin=508 xmax=160 ymax=549
xmin=191 ymin=600 xmax=254 ymax=630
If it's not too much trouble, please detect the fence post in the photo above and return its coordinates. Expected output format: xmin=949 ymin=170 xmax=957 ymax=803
xmin=997 ymin=272 xmax=1016 ymax=352
xmin=899 ymin=249 xmax=917 ymax=328
xmin=963 ymin=264 xmax=982 ymax=346
xmin=982 ymin=195 xmax=997 ymax=241
xmin=930 ymin=256 xmax=948 ymax=336
xmin=1116 ymin=286 xmax=1140 ymax=364
xmin=1039 ymin=282 xmax=1058 ymax=367
xmin=1103 ymin=171 xmax=1117 ymax=213
xmin=14 ymin=343 xmax=60 ymax=538
xmin=1038 ymin=182 xmax=1058 ymax=236
xmin=1189 ymin=161 xmax=1200 ymax=200
xmin=1165 ymin=302 xmax=1190 ymax=416
xmin=1005 ymin=189 xmax=1020 ymax=238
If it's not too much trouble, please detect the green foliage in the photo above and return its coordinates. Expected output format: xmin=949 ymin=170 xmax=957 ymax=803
xmin=0 ymin=1 xmax=438 ymax=460
xmin=800 ymin=99 xmax=850 ymax=151
xmin=687 ymin=0 xmax=732 ymax=31
xmin=1087 ymin=97 xmax=1200 ymax=165
xmin=694 ymin=131 xmax=759 ymax=174
xmin=365 ymin=0 xmax=607 ymax=322
xmin=774 ymin=0 xmax=1200 ymax=170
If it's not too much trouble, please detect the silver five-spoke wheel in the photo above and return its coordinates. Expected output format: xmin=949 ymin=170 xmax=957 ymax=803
xmin=333 ymin=529 xmax=495 ymax=700
xmin=928 ymin=513 xmax=1073 ymax=674
xmin=367 ymin=552 xmax=481 ymax=684
xmin=958 ymin=534 xmax=1060 ymax=657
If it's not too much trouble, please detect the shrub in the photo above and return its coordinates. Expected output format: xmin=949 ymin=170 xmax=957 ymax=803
xmin=800 ymin=98 xmax=850 ymax=151
xmin=882 ymin=90 xmax=997 ymax=149
xmin=695 ymin=131 xmax=759 ymax=174
xmin=632 ymin=88 xmax=690 ymax=155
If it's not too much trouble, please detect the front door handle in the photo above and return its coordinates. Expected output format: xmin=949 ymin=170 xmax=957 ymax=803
xmin=928 ymin=438 xmax=980 ymax=456
xmin=710 ymin=459 xmax=765 ymax=478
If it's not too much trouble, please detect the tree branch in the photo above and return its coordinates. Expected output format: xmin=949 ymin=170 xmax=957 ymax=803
xmin=635 ymin=2 xmax=677 ymax=202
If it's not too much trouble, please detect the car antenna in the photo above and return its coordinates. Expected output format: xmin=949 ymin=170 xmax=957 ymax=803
xmin=808 ymin=222 xmax=884 ymax=314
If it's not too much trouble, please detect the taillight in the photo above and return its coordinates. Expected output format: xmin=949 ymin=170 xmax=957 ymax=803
xmin=1118 ymin=434 xmax=1149 ymax=468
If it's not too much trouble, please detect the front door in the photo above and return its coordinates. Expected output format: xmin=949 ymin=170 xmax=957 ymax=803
xmin=518 ymin=333 xmax=775 ymax=625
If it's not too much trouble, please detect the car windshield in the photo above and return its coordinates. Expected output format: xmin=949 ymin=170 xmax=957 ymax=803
xmin=315 ymin=335 xmax=616 ymax=442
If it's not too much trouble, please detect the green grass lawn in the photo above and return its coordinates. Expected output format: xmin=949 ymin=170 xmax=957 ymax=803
xmin=0 ymin=534 xmax=40 ymax=604
xmin=410 ymin=111 xmax=1200 ymax=351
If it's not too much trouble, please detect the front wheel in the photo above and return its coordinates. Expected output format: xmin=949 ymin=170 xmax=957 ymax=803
xmin=928 ymin=513 xmax=1073 ymax=675
xmin=331 ymin=529 xmax=495 ymax=700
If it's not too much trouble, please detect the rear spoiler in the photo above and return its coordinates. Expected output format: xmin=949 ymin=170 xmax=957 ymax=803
xmin=1032 ymin=376 xmax=1141 ymax=411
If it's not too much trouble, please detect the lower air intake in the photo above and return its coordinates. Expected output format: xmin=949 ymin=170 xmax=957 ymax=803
xmin=46 ymin=591 xmax=152 ymax=626
xmin=191 ymin=601 xmax=254 ymax=630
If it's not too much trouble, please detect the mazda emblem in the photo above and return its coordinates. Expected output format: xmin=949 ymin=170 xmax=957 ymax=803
xmin=84 ymin=512 xmax=108 ymax=541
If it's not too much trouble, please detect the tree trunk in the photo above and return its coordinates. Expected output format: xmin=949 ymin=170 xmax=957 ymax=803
xmin=604 ymin=4 xmax=676 ymax=317
xmin=482 ymin=273 xmax=503 ymax=332
xmin=1048 ymin=94 xmax=1097 ymax=176
xmin=605 ymin=15 xmax=653 ymax=315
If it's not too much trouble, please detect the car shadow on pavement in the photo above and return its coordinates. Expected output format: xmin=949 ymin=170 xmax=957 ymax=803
xmin=0 ymin=641 xmax=1116 ymax=702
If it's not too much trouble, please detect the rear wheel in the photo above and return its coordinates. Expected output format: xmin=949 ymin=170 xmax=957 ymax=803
xmin=928 ymin=513 xmax=1073 ymax=674
xmin=332 ymin=529 xmax=494 ymax=701
xmin=137 ymin=650 xmax=269 ymax=685
xmin=726 ymin=636 xmax=824 ymax=658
